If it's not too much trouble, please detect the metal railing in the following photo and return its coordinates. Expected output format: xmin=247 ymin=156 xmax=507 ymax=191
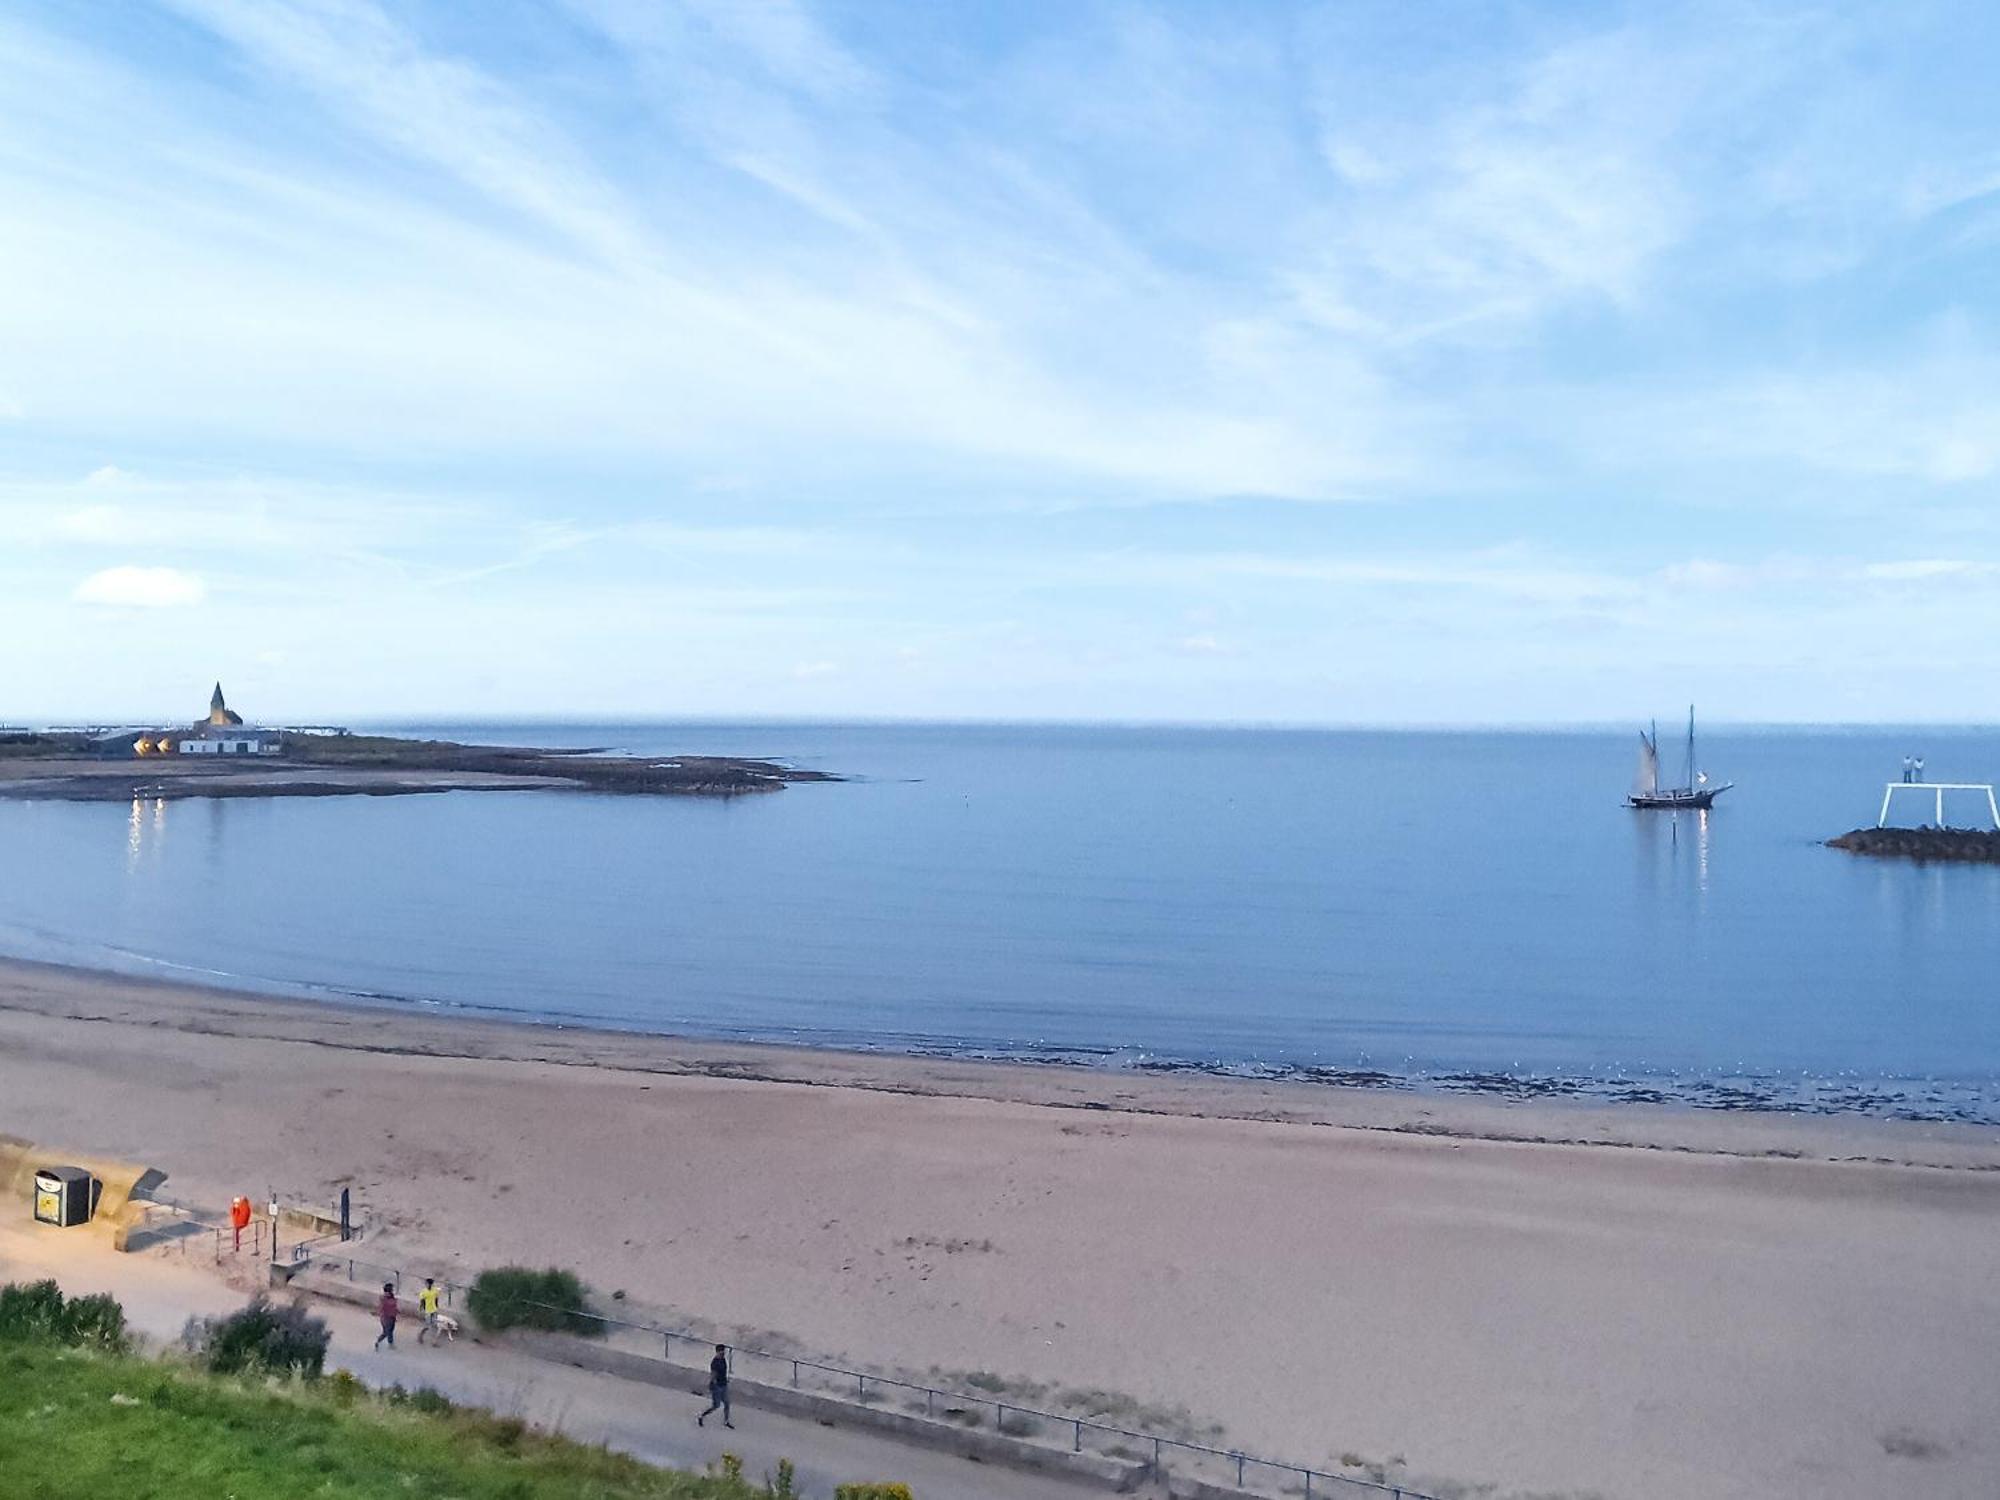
xmin=283 ymin=1248 xmax=1435 ymax=1500
xmin=127 ymin=1202 xmax=268 ymax=1263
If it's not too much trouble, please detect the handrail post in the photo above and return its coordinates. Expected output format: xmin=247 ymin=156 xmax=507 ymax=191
xmin=1074 ymin=1418 xmax=1082 ymax=1452
xmin=792 ymin=1360 xmax=800 ymax=1387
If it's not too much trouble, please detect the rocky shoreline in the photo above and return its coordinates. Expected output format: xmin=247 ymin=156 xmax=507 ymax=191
xmin=0 ymin=732 xmax=835 ymax=801
xmin=1826 ymin=826 xmax=2000 ymax=862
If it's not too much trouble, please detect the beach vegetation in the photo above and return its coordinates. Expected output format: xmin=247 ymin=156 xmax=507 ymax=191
xmin=191 ymin=1294 xmax=331 ymax=1379
xmin=0 ymin=1279 xmax=127 ymax=1351
xmin=467 ymin=1265 xmax=604 ymax=1337
xmin=833 ymin=1485 xmax=914 ymax=1500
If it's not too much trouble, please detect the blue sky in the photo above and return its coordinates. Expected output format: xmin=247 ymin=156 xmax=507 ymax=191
xmin=3 ymin=0 xmax=1998 ymax=723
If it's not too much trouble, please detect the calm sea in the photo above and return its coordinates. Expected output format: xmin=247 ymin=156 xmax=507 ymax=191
xmin=3 ymin=723 xmax=1998 ymax=1121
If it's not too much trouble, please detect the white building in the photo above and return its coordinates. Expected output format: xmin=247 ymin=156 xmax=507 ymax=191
xmin=178 ymin=731 xmax=282 ymax=756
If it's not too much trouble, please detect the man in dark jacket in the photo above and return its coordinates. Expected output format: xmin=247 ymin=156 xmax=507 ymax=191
xmin=697 ymin=1343 xmax=733 ymax=1428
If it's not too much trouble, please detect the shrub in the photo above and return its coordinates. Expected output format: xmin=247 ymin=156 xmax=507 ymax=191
xmin=766 ymin=1458 xmax=797 ymax=1498
xmin=63 ymin=1292 xmax=127 ymax=1350
xmin=0 ymin=1280 xmax=67 ymax=1342
xmin=197 ymin=1295 xmax=330 ymax=1379
xmin=0 ymin=1280 xmax=127 ymax=1351
xmin=466 ymin=1267 xmax=601 ymax=1337
xmin=834 ymin=1486 xmax=913 ymax=1500
xmin=409 ymin=1386 xmax=455 ymax=1416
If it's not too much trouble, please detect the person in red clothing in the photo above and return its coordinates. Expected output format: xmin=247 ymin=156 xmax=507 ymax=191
xmin=373 ymin=1283 xmax=399 ymax=1350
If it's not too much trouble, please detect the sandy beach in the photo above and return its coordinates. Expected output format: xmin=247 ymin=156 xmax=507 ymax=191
xmin=2 ymin=957 xmax=1996 ymax=1499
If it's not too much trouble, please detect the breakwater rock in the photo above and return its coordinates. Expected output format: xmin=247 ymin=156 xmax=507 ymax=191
xmin=1827 ymin=827 xmax=2000 ymax=862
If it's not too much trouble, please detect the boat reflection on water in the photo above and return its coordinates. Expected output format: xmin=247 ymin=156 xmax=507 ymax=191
xmin=1633 ymin=802 xmax=1712 ymax=901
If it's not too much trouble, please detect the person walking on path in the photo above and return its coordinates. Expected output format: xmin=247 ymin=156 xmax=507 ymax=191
xmin=416 ymin=1278 xmax=442 ymax=1345
xmin=697 ymin=1343 xmax=733 ymax=1428
xmin=373 ymin=1283 xmax=399 ymax=1350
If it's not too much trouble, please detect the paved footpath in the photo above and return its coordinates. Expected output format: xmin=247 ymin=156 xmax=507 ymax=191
xmin=0 ymin=1222 xmax=1122 ymax=1500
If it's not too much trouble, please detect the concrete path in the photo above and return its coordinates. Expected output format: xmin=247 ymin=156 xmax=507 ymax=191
xmin=0 ymin=1222 xmax=1117 ymax=1500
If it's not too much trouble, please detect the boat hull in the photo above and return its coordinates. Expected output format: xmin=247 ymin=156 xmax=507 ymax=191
xmin=1628 ymin=784 xmax=1731 ymax=810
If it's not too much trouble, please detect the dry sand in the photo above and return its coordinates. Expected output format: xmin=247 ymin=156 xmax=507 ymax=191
xmin=2 ymin=957 xmax=1996 ymax=1499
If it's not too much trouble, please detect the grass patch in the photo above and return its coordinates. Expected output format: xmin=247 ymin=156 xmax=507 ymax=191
xmin=0 ymin=1341 xmax=741 ymax=1499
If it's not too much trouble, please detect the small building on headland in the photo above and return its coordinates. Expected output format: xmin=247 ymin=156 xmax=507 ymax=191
xmin=128 ymin=684 xmax=285 ymax=758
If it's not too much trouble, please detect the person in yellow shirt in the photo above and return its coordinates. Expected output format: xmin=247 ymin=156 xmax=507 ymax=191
xmin=416 ymin=1278 xmax=443 ymax=1345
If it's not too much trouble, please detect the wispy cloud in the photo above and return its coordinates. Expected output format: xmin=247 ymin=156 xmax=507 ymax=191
xmin=1 ymin=1 xmax=1998 ymax=720
xmin=74 ymin=565 xmax=208 ymax=607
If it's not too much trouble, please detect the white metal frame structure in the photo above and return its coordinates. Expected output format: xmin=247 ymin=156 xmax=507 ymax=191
xmin=1877 ymin=782 xmax=2000 ymax=830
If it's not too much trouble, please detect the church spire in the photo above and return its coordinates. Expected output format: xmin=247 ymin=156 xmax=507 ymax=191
xmin=205 ymin=682 xmax=243 ymax=727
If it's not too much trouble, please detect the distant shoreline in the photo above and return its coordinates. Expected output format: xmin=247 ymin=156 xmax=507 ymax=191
xmin=0 ymin=730 xmax=835 ymax=801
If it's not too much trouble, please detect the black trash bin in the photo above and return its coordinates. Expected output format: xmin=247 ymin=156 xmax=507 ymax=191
xmin=32 ymin=1167 xmax=99 ymax=1228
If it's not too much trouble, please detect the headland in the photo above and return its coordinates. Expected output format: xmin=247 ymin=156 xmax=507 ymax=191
xmin=0 ymin=730 xmax=831 ymax=801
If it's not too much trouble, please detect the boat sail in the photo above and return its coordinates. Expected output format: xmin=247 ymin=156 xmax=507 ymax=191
xmin=1633 ymin=726 xmax=1661 ymax=799
xmin=1627 ymin=707 xmax=1732 ymax=809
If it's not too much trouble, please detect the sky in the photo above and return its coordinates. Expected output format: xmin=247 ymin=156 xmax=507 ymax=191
xmin=2 ymin=0 xmax=1998 ymax=725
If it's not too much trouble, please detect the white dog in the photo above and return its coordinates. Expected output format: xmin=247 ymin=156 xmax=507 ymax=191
xmin=423 ymin=1311 xmax=460 ymax=1345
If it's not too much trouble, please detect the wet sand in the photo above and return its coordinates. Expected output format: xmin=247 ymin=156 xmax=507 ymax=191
xmin=1 ymin=957 xmax=1996 ymax=1498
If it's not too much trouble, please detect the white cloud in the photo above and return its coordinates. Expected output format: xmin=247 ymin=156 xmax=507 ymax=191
xmin=73 ymin=565 xmax=208 ymax=607
xmin=1861 ymin=559 xmax=1996 ymax=581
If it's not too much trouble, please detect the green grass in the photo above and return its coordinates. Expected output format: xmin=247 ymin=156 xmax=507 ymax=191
xmin=0 ymin=1341 xmax=738 ymax=1500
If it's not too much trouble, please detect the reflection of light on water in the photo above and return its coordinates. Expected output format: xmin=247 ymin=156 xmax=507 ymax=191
xmin=1632 ymin=808 xmax=1714 ymax=905
xmin=125 ymin=795 xmax=169 ymax=870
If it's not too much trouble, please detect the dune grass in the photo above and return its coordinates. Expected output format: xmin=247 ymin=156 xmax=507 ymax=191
xmin=0 ymin=1340 xmax=735 ymax=1500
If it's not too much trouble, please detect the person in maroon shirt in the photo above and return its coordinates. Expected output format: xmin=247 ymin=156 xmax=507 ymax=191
xmin=373 ymin=1283 xmax=399 ymax=1350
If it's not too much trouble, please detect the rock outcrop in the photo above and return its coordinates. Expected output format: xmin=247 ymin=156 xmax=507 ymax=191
xmin=1827 ymin=827 xmax=2000 ymax=862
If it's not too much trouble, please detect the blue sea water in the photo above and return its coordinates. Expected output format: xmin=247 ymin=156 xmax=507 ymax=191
xmin=2 ymin=722 xmax=1998 ymax=1121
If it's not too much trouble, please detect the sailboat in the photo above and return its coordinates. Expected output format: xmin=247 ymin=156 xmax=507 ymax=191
xmin=1628 ymin=707 xmax=1733 ymax=810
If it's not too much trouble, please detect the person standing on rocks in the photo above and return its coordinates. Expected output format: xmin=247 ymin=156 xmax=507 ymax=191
xmin=697 ymin=1343 xmax=733 ymax=1428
